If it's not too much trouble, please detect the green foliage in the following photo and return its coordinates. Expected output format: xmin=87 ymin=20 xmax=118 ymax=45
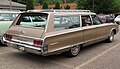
xmin=113 ymin=0 xmax=120 ymax=13
xmin=42 ymin=2 xmax=48 ymax=9
xmin=76 ymin=0 xmax=120 ymax=13
xmin=26 ymin=0 xmax=34 ymax=10
xmin=34 ymin=0 xmax=40 ymax=6
xmin=54 ymin=2 xmax=60 ymax=9
xmin=76 ymin=0 xmax=86 ymax=9
xmin=65 ymin=5 xmax=70 ymax=9
xmin=42 ymin=0 xmax=75 ymax=5
xmin=17 ymin=0 xmax=26 ymax=4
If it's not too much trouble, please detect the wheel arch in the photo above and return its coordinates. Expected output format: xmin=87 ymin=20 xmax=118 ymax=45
xmin=110 ymin=28 xmax=117 ymax=35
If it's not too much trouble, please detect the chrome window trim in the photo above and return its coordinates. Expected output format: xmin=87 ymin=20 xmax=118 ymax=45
xmin=79 ymin=15 xmax=82 ymax=27
xmin=44 ymin=27 xmax=83 ymax=39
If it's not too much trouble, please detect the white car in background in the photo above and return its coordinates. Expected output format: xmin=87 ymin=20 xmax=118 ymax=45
xmin=0 ymin=10 xmax=21 ymax=39
xmin=114 ymin=15 xmax=120 ymax=23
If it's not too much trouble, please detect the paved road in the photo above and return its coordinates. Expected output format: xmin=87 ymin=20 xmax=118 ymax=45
xmin=0 ymin=27 xmax=120 ymax=69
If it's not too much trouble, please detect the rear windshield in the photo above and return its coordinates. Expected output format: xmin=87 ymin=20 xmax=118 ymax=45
xmin=16 ymin=13 xmax=48 ymax=28
xmin=0 ymin=13 xmax=18 ymax=21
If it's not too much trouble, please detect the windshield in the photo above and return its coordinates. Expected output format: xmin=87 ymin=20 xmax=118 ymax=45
xmin=117 ymin=15 xmax=120 ymax=18
xmin=0 ymin=13 xmax=18 ymax=21
xmin=16 ymin=13 xmax=48 ymax=28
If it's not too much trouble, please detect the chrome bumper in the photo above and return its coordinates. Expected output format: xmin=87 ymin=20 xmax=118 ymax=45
xmin=2 ymin=37 xmax=48 ymax=55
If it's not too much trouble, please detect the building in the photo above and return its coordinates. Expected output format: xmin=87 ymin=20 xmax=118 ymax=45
xmin=35 ymin=3 xmax=77 ymax=10
xmin=0 ymin=0 xmax=26 ymax=11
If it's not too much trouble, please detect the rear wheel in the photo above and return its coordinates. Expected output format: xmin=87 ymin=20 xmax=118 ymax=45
xmin=106 ymin=31 xmax=114 ymax=42
xmin=64 ymin=45 xmax=81 ymax=57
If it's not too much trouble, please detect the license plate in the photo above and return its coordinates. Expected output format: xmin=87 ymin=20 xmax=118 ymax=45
xmin=19 ymin=46 xmax=25 ymax=51
xmin=13 ymin=36 xmax=32 ymax=43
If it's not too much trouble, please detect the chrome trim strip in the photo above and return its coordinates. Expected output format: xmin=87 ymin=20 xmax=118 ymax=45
xmin=5 ymin=33 xmax=41 ymax=40
xmin=45 ymin=28 xmax=83 ymax=38
xmin=96 ymin=35 xmax=108 ymax=40
xmin=84 ymin=35 xmax=108 ymax=43
xmin=50 ymin=42 xmax=59 ymax=46
xmin=49 ymin=42 xmax=84 ymax=53
xmin=3 ymin=37 xmax=41 ymax=50
xmin=48 ymin=45 xmax=71 ymax=53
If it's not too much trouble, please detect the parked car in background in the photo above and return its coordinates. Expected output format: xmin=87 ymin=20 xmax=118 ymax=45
xmin=97 ymin=14 xmax=115 ymax=23
xmin=114 ymin=15 xmax=120 ymax=24
xmin=2 ymin=10 xmax=119 ymax=57
xmin=0 ymin=10 xmax=21 ymax=39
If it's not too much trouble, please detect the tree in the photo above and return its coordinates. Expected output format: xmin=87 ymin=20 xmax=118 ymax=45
xmin=76 ymin=0 xmax=120 ymax=14
xmin=54 ymin=2 xmax=60 ymax=9
xmin=42 ymin=2 xmax=48 ymax=9
xmin=65 ymin=5 xmax=70 ymax=9
xmin=113 ymin=0 xmax=120 ymax=13
xmin=26 ymin=0 xmax=34 ymax=10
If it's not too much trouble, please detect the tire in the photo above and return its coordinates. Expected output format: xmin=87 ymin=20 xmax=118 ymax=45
xmin=64 ymin=45 xmax=81 ymax=57
xmin=106 ymin=31 xmax=114 ymax=43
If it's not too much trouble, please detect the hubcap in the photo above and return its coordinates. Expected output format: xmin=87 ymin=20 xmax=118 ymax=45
xmin=71 ymin=46 xmax=80 ymax=56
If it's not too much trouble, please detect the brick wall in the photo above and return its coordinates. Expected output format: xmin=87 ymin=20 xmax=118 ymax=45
xmin=35 ymin=3 xmax=77 ymax=10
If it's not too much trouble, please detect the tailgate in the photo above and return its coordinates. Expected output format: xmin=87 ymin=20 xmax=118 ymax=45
xmin=6 ymin=26 xmax=44 ymax=39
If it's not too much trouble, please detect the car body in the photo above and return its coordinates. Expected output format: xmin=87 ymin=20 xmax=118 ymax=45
xmin=114 ymin=15 xmax=120 ymax=23
xmin=2 ymin=10 xmax=119 ymax=57
xmin=0 ymin=10 xmax=21 ymax=39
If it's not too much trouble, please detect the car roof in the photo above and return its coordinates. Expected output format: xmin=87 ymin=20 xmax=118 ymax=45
xmin=0 ymin=10 xmax=21 ymax=13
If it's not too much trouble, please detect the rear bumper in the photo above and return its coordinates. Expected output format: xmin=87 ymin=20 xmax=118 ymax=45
xmin=2 ymin=37 xmax=48 ymax=56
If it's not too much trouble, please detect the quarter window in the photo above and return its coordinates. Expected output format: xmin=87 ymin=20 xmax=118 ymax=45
xmin=54 ymin=15 xmax=80 ymax=31
xmin=81 ymin=15 xmax=92 ymax=27
xmin=92 ymin=15 xmax=102 ymax=25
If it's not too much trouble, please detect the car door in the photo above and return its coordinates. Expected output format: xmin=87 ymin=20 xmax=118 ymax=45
xmin=81 ymin=15 xmax=97 ymax=46
xmin=91 ymin=15 xmax=108 ymax=41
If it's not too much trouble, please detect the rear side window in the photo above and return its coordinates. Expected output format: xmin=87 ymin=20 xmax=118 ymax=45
xmin=16 ymin=13 xmax=48 ymax=28
xmin=92 ymin=15 xmax=102 ymax=25
xmin=54 ymin=15 xmax=80 ymax=31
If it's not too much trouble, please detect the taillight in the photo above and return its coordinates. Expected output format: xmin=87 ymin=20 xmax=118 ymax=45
xmin=33 ymin=40 xmax=42 ymax=47
xmin=6 ymin=35 xmax=12 ymax=41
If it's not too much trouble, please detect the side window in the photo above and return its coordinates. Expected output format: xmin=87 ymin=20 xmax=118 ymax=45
xmin=54 ymin=15 xmax=80 ymax=31
xmin=22 ymin=16 xmax=31 ymax=22
xmin=81 ymin=15 xmax=92 ymax=27
xmin=92 ymin=15 xmax=102 ymax=25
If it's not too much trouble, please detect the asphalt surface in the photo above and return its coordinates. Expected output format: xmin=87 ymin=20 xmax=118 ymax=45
xmin=0 ymin=26 xmax=120 ymax=69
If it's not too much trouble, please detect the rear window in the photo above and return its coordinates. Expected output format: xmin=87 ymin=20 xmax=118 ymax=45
xmin=16 ymin=13 xmax=48 ymax=28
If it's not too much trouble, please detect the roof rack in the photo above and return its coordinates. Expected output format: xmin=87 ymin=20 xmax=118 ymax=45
xmin=27 ymin=9 xmax=91 ymax=13
xmin=53 ymin=10 xmax=91 ymax=12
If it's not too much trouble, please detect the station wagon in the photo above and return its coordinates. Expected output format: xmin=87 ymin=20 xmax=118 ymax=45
xmin=2 ymin=10 xmax=119 ymax=57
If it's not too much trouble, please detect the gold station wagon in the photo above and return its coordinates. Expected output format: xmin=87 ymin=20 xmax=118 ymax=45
xmin=2 ymin=10 xmax=119 ymax=57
